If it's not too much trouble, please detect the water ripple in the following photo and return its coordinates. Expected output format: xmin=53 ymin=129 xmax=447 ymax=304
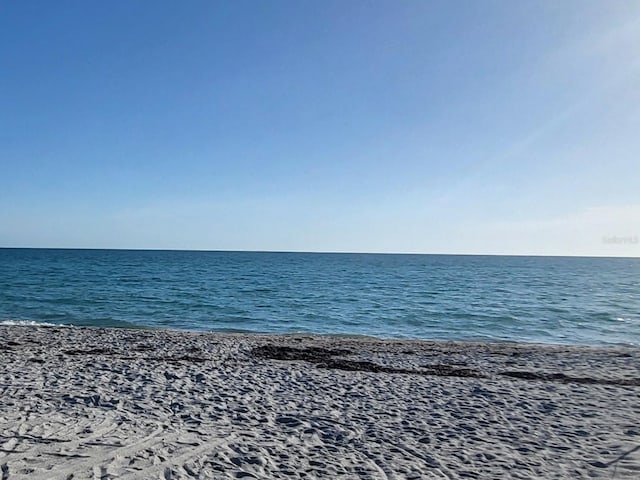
xmin=0 ymin=249 xmax=639 ymax=346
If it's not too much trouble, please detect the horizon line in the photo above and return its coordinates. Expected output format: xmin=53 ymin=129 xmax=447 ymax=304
xmin=0 ymin=246 xmax=638 ymax=260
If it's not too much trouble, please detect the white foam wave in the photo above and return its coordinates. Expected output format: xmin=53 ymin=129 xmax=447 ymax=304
xmin=615 ymin=317 xmax=638 ymax=324
xmin=0 ymin=319 xmax=68 ymax=327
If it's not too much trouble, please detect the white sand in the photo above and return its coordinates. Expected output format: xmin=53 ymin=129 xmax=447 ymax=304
xmin=1 ymin=326 xmax=639 ymax=479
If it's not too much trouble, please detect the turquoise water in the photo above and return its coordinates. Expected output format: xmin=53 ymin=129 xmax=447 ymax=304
xmin=0 ymin=248 xmax=638 ymax=346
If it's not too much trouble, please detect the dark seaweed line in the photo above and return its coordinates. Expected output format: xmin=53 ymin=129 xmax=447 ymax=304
xmin=251 ymin=345 xmax=640 ymax=387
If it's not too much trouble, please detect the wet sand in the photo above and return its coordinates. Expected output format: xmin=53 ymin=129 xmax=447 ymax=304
xmin=1 ymin=325 xmax=639 ymax=479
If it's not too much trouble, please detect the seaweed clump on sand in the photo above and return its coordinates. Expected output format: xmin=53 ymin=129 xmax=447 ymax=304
xmin=251 ymin=345 xmax=485 ymax=378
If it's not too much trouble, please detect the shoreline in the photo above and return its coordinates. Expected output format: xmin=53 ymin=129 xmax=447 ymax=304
xmin=1 ymin=325 xmax=639 ymax=478
xmin=2 ymin=321 xmax=638 ymax=349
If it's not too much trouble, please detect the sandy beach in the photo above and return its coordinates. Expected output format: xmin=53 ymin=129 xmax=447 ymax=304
xmin=1 ymin=326 xmax=639 ymax=479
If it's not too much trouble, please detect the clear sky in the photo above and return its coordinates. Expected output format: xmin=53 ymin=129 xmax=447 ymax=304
xmin=1 ymin=1 xmax=639 ymax=256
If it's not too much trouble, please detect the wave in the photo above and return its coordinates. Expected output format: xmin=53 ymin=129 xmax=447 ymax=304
xmin=0 ymin=319 xmax=68 ymax=327
xmin=0 ymin=318 xmax=149 ymax=330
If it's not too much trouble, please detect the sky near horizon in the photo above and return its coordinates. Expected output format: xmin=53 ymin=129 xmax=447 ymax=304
xmin=1 ymin=1 xmax=639 ymax=256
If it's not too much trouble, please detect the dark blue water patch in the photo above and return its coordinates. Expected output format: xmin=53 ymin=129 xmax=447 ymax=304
xmin=0 ymin=249 xmax=639 ymax=346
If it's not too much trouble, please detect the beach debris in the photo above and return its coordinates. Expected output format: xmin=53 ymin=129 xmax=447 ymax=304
xmin=63 ymin=348 xmax=114 ymax=356
xmin=251 ymin=345 xmax=485 ymax=377
xmin=500 ymin=371 xmax=640 ymax=387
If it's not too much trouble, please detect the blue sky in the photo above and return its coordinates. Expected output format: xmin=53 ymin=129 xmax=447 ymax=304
xmin=1 ymin=1 xmax=639 ymax=256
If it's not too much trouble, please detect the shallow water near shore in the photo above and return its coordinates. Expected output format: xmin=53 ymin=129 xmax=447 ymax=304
xmin=1 ymin=248 xmax=639 ymax=346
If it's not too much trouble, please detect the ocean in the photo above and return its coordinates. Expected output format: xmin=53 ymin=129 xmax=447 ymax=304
xmin=0 ymin=248 xmax=638 ymax=346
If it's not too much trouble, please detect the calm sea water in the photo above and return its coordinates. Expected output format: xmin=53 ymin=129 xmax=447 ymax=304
xmin=0 ymin=248 xmax=638 ymax=346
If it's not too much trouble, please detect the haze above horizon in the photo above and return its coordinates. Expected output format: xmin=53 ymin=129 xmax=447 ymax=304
xmin=1 ymin=1 xmax=639 ymax=257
